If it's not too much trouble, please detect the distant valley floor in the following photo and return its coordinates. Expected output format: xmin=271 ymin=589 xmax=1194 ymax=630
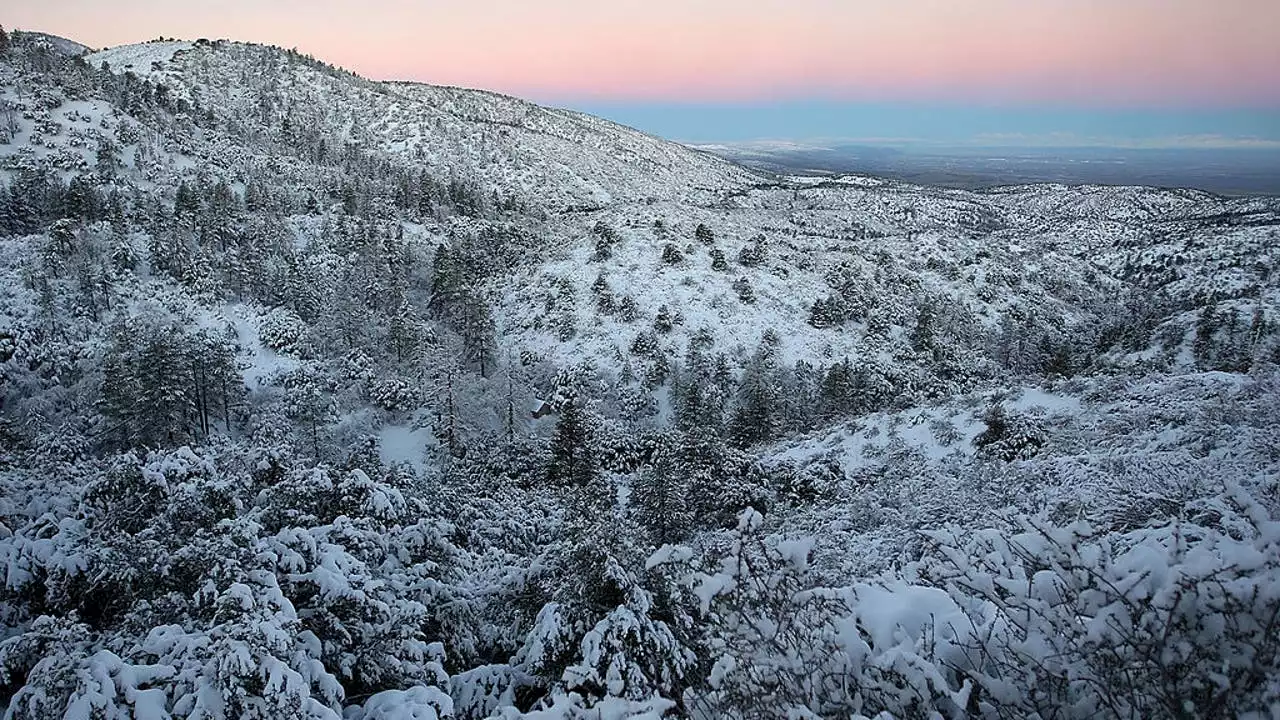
xmin=698 ymin=144 xmax=1280 ymax=196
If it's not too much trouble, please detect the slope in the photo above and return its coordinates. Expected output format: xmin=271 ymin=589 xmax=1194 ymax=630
xmin=84 ymin=40 xmax=758 ymax=210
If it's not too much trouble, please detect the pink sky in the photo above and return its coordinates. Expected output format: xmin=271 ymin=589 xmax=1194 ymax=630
xmin=8 ymin=0 xmax=1280 ymax=105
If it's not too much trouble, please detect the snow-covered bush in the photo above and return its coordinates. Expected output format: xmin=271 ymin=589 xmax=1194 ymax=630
xmin=973 ymin=404 xmax=1046 ymax=462
xmin=371 ymin=377 xmax=422 ymax=412
xmin=648 ymin=497 xmax=1280 ymax=720
xmin=915 ymin=487 xmax=1280 ymax=718
xmin=259 ymin=307 xmax=311 ymax=356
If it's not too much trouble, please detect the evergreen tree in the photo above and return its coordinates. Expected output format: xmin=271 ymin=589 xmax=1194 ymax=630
xmin=808 ymin=296 xmax=840 ymax=328
xmin=818 ymin=358 xmax=858 ymax=419
xmin=629 ymin=436 xmax=691 ymax=545
xmin=653 ymin=305 xmax=674 ymax=334
xmin=729 ymin=344 xmax=778 ymax=448
xmin=674 ymin=350 xmax=729 ymax=435
xmin=738 ymin=236 xmax=766 ymax=267
xmin=547 ymin=396 xmax=598 ymax=490
xmin=6 ymin=183 xmax=38 ymax=235
xmin=778 ymin=360 xmax=821 ymax=434
xmin=1193 ymin=304 xmax=1219 ymax=370
xmin=618 ymin=295 xmax=640 ymax=322
xmin=388 ymin=296 xmax=421 ymax=366
xmin=283 ymin=363 xmax=337 ymax=459
xmin=460 ymin=295 xmax=497 ymax=377
xmin=910 ymin=300 xmax=939 ymax=355
xmin=661 ymin=243 xmax=684 ymax=265
xmin=428 ymin=243 xmax=461 ymax=321
xmin=99 ymin=318 xmax=241 ymax=449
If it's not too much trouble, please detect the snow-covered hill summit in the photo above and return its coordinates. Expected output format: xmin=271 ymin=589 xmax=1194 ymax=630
xmin=84 ymin=39 xmax=757 ymax=209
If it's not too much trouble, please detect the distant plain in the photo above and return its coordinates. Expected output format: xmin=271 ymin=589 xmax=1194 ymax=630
xmin=702 ymin=144 xmax=1280 ymax=196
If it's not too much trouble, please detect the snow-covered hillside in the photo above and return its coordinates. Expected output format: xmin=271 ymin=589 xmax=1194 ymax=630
xmin=2 ymin=28 xmax=1279 ymax=720
xmin=83 ymin=40 xmax=756 ymax=210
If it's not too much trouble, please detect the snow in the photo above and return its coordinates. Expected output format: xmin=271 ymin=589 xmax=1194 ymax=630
xmin=693 ymin=573 xmax=736 ymax=614
xmin=494 ymin=694 xmax=675 ymax=720
xmin=85 ymin=41 xmax=194 ymax=76
xmin=775 ymin=537 xmax=814 ymax=572
xmin=351 ymin=686 xmax=454 ymax=720
xmin=1012 ymin=387 xmax=1082 ymax=414
xmin=226 ymin=305 xmax=300 ymax=390
xmin=644 ymin=544 xmax=693 ymax=570
xmin=842 ymin=583 xmax=968 ymax=655
xmin=378 ymin=423 xmax=432 ymax=471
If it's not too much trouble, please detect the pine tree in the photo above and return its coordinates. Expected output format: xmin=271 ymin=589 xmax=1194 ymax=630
xmin=547 ymin=396 xmax=598 ymax=489
xmin=591 ymin=273 xmax=616 ymax=314
xmin=808 ymin=296 xmax=838 ymax=328
xmin=388 ymin=296 xmax=421 ymax=365
xmin=6 ymin=183 xmax=37 ymax=235
xmin=618 ymin=295 xmax=640 ymax=322
xmin=779 ymin=360 xmax=821 ymax=434
xmin=460 ymin=295 xmax=497 ymax=377
xmin=630 ymin=437 xmax=691 ymax=545
xmin=100 ymin=319 xmax=226 ymax=449
xmin=674 ymin=350 xmax=729 ymax=435
xmin=818 ymin=358 xmax=857 ymax=419
xmin=428 ymin=243 xmax=461 ymax=320
xmin=738 ymin=237 xmax=766 ymax=267
xmin=188 ymin=327 xmax=242 ymax=437
xmin=910 ymin=301 xmax=938 ymax=354
xmin=710 ymin=247 xmax=728 ymax=271
xmin=729 ymin=345 xmax=778 ymax=448
xmin=591 ymin=273 xmax=610 ymax=296
xmin=653 ymin=305 xmax=674 ymax=334
xmin=1193 ymin=304 xmax=1219 ymax=370
xmin=284 ymin=364 xmax=336 ymax=459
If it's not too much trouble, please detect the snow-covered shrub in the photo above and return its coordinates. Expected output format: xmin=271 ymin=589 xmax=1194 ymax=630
xmin=510 ymin=511 xmax=697 ymax=713
xmin=371 ymin=377 xmax=422 ymax=412
xmin=0 ymin=581 xmax=347 ymax=720
xmin=259 ymin=307 xmax=311 ymax=356
xmin=973 ymin=404 xmax=1046 ymax=461
xmin=654 ymin=509 xmax=970 ymax=720
xmin=659 ymin=244 xmax=683 ymax=265
xmin=737 ymin=237 xmax=765 ymax=267
xmin=492 ymin=693 xmax=674 ymax=720
xmin=351 ymin=683 xmax=454 ymax=720
xmin=915 ymin=487 xmax=1280 ymax=718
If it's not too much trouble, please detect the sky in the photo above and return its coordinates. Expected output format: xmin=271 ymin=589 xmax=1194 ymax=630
xmin=8 ymin=0 xmax=1280 ymax=147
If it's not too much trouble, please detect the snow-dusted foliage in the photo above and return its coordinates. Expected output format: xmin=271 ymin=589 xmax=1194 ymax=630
xmin=2 ymin=27 xmax=1279 ymax=720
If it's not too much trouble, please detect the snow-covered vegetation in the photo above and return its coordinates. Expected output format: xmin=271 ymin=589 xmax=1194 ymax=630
xmin=1 ymin=27 xmax=1278 ymax=719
